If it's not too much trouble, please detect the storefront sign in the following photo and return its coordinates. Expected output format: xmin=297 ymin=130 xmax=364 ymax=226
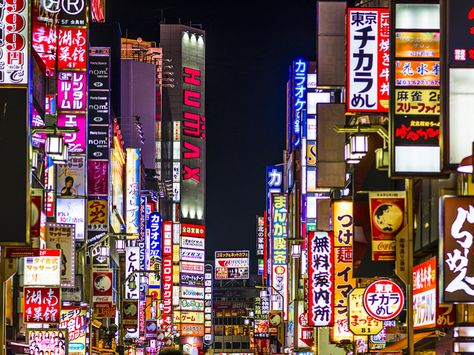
xmin=125 ymin=247 xmax=140 ymax=299
xmin=442 ymin=196 xmax=474 ymax=302
xmin=395 ymin=32 xmax=440 ymax=58
xmin=126 ymin=148 xmax=140 ymax=234
xmin=363 ymin=279 xmax=404 ymax=321
xmin=215 ymin=250 xmax=249 ymax=279
xmin=60 ymin=306 xmax=87 ymax=355
xmin=87 ymin=198 xmax=108 ymax=231
xmin=256 ymin=216 xmax=265 ymax=255
xmin=413 ymin=257 xmax=436 ymax=329
xmin=46 ymin=223 xmax=75 ymax=287
xmin=349 ymin=288 xmax=383 ymax=335
xmin=56 ymin=198 xmax=86 ymax=241
xmin=24 ymin=250 xmax=61 ymax=286
xmin=24 ymin=287 xmax=61 ymax=323
xmin=347 ymin=8 xmax=390 ymax=112
xmin=395 ymin=60 xmax=440 ymax=86
xmin=57 ymin=27 xmax=87 ymax=69
xmin=92 ymin=269 xmax=113 ymax=305
xmin=308 ymin=231 xmax=334 ymax=326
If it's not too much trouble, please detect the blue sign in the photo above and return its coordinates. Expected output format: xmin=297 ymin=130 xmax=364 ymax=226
xmin=148 ymin=212 xmax=162 ymax=258
xmin=266 ymin=165 xmax=283 ymax=210
xmin=293 ymin=58 xmax=307 ymax=148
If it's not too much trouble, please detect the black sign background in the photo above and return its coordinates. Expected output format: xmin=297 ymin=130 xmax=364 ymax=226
xmin=88 ymin=124 xmax=109 ymax=159
xmin=448 ymin=0 xmax=474 ymax=66
xmin=89 ymin=55 xmax=110 ymax=90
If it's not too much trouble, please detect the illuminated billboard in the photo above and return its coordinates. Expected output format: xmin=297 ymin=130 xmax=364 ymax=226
xmin=24 ymin=249 xmax=61 ymax=286
xmin=56 ymin=198 xmax=86 ymax=241
xmin=46 ymin=223 xmax=75 ymax=287
xmin=126 ymin=148 xmax=141 ymax=234
xmin=214 ymin=251 xmax=249 ymax=280
xmin=308 ymin=231 xmax=334 ymax=326
xmin=28 ymin=329 xmax=66 ymax=355
xmin=347 ymin=8 xmax=390 ymax=112
xmin=180 ymin=34 xmax=206 ymax=222
xmin=0 ymin=0 xmax=29 ymax=84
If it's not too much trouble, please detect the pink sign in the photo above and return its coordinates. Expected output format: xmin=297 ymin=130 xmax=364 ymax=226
xmin=57 ymin=113 xmax=86 ymax=153
xmin=31 ymin=107 xmax=46 ymax=149
xmin=57 ymin=27 xmax=87 ymax=70
xmin=57 ymin=71 xmax=87 ymax=111
xmin=88 ymin=160 xmax=108 ymax=195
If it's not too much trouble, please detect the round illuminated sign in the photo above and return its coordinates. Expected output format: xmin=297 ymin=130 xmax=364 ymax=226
xmin=363 ymin=279 xmax=404 ymax=321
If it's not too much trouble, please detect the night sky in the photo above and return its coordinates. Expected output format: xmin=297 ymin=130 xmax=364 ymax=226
xmin=110 ymin=1 xmax=316 ymax=263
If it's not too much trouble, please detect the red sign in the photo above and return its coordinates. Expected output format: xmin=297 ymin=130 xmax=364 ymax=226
xmin=57 ymin=27 xmax=87 ymax=70
xmin=363 ymin=280 xmax=404 ymax=321
xmin=24 ymin=287 xmax=61 ymax=323
xmin=181 ymin=223 xmax=205 ymax=237
xmin=92 ymin=270 xmax=113 ymax=306
xmin=413 ymin=257 xmax=436 ymax=329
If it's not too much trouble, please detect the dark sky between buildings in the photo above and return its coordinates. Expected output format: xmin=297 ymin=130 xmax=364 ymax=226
xmin=110 ymin=1 xmax=316 ymax=264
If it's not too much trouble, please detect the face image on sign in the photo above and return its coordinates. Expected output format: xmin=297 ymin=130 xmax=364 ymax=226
xmin=373 ymin=203 xmax=403 ymax=233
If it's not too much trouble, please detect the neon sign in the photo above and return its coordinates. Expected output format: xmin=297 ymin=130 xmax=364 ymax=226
xmin=293 ymin=59 xmax=307 ymax=147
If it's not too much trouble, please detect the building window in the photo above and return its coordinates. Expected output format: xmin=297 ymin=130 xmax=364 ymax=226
xmin=225 ymin=342 xmax=232 ymax=349
xmin=214 ymin=342 xmax=222 ymax=349
xmin=232 ymin=342 xmax=241 ymax=349
xmin=241 ymin=342 xmax=250 ymax=349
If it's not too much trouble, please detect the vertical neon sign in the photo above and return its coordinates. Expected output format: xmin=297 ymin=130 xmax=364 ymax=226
xmin=293 ymin=59 xmax=307 ymax=148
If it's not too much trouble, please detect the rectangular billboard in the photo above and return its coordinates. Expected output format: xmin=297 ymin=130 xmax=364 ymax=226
xmin=24 ymin=287 xmax=61 ymax=323
xmin=369 ymin=191 xmax=405 ymax=261
xmin=125 ymin=247 xmax=140 ymax=299
xmin=60 ymin=305 xmax=87 ymax=355
xmin=56 ymin=198 xmax=86 ymax=241
xmin=28 ymin=329 xmax=67 ymax=355
xmin=56 ymin=156 xmax=86 ymax=197
xmin=46 ymin=223 xmax=75 ymax=287
xmin=308 ymin=231 xmax=334 ymax=326
xmin=413 ymin=257 xmax=436 ymax=329
xmin=126 ymin=148 xmax=141 ymax=234
xmin=214 ymin=250 xmax=250 ymax=280
xmin=347 ymin=8 xmax=390 ymax=112
xmin=442 ymin=196 xmax=474 ymax=302
xmin=24 ymin=250 xmax=61 ymax=286
xmin=161 ymin=221 xmax=173 ymax=329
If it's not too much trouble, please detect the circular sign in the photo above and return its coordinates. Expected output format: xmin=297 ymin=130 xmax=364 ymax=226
xmin=363 ymin=280 xmax=404 ymax=321
xmin=373 ymin=203 xmax=403 ymax=234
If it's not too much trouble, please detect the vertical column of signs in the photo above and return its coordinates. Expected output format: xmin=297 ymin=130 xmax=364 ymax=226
xmin=442 ymin=0 xmax=474 ymax=168
xmin=87 ymin=47 xmax=111 ymax=255
xmin=266 ymin=166 xmax=283 ymax=282
xmin=0 ymin=0 xmax=29 ymax=245
xmin=203 ymin=264 xmax=213 ymax=346
xmin=390 ymin=2 xmax=441 ymax=175
xmin=55 ymin=5 xmax=89 ymax=244
xmin=147 ymin=210 xmax=162 ymax=329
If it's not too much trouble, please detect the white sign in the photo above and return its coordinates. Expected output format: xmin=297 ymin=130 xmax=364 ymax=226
xmin=125 ymin=247 xmax=140 ymax=299
xmin=180 ymin=248 xmax=205 ymax=262
xmin=180 ymin=286 xmax=205 ymax=300
xmin=56 ymin=198 xmax=86 ymax=240
xmin=23 ymin=250 xmax=61 ymax=286
xmin=181 ymin=236 xmax=205 ymax=250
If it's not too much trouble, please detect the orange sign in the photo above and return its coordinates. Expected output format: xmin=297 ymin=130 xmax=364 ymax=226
xmin=395 ymin=60 xmax=440 ymax=86
xmin=395 ymin=32 xmax=440 ymax=58
xmin=87 ymin=199 xmax=108 ymax=230
xmin=177 ymin=323 xmax=205 ymax=336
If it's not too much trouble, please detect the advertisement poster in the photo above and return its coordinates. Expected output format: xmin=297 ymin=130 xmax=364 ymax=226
xmin=87 ymin=160 xmax=109 ymax=196
xmin=28 ymin=329 xmax=67 ymax=355
xmin=46 ymin=223 xmax=75 ymax=287
xmin=215 ymin=250 xmax=250 ymax=280
xmin=56 ymin=198 xmax=86 ymax=241
xmin=60 ymin=306 xmax=87 ymax=355
xmin=56 ymin=156 xmax=86 ymax=197
xmin=92 ymin=269 xmax=113 ymax=306
xmin=369 ymin=191 xmax=405 ymax=261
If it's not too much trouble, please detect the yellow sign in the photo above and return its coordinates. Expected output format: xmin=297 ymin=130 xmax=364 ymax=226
xmin=395 ymin=32 xmax=440 ymax=58
xmin=87 ymin=199 xmax=108 ymax=227
xmin=395 ymin=89 xmax=440 ymax=115
xmin=307 ymin=144 xmax=316 ymax=166
xmin=331 ymin=201 xmax=357 ymax=342
xmin=348 ymin=288 xmax=383 ymax=335
xmin=174 ymin=311 xmax=204 ymax=324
